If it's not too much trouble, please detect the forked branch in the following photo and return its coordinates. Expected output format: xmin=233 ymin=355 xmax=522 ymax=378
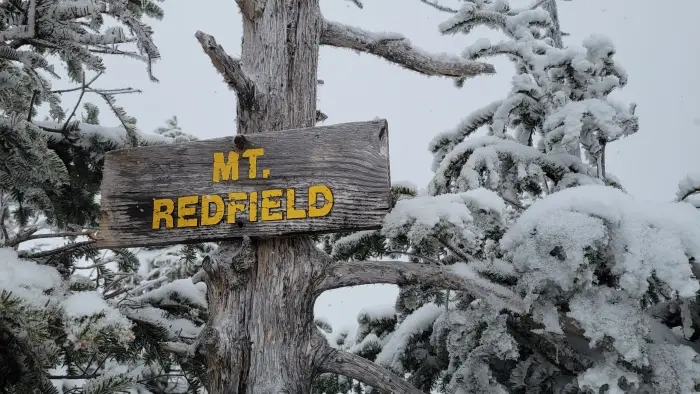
xmin=195 ymin=30 xmax=256 ymax=105
xmin=321 ymin=19 xmax=495 ymax=77
xmin=315 ymin=341 xmax=423 ymax=394
xmin=317 ymin=260 xmax=527 ymax=313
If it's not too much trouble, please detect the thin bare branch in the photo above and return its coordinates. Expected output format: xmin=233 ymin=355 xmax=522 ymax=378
xmin=321 ymin=19 xmax=495 ymax=77
xmin=62 ymin=71 xmax=90 ymax=131
xmin=19 ymin=240 xmax=95 ymax=259
xmin=26 ymin=89 xmax=38 ymax=121
xmin=52 ymin=85 xmax=139 ymax=95
xmin=419 ymin=0 xmax=457 ymax=13
xmin=315 ymin=340 xmax=423 ymax=394
xmin=317 ymin=260 xmax=527 ymax=313
xmin=7 ymin=229 xmax=96 ymax=247
xmin=345 ymin=0 xmax=363 ymax=8
xmin=195 ymin=30 xmax=256 ymax=104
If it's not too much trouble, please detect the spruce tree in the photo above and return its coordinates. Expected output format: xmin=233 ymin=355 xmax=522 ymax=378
xmin=0 ymin=1 xmax=213 ymax=393
xmin=315 ymin=1 xmax=700 ymax=393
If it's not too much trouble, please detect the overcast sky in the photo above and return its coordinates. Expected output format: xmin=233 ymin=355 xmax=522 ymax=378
xmin=52 ymin=0 xmax=700 ymax=332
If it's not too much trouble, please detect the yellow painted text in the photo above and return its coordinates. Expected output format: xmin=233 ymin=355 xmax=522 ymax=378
xmin=212 ymin=148 xmax=268 ymax=182
xmin=151 ymin=185 xmax=334 ymax=229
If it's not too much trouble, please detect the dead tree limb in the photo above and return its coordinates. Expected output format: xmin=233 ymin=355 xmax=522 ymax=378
xmin=320 ymin=19 xmax=495 ymax=77
xmin=195 ymin=30 xmax=256 ymax=106
xmin=314 ymin=337 xmax=423 ymax=394
xmin=316 ymin=260 xmax=527 ymax=313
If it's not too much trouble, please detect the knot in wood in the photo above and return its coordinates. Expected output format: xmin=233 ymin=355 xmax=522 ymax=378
xmin=231 ymin=236 xmax=255 ymax=272
xmin=201 ymin=255 xmax=219 ymax=276
xmin=233 ymin=134 xmax=246 ymax=151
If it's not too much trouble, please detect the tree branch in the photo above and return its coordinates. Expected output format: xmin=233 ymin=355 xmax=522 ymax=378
xmin=19 ymin=240 xmax=95 ymax=259
xmin=317 ymin=260 xmax=527 ymax=313
xmin=62 ymin=71 xmax=103 ymax=132
xmin=418 ymin=0 xmax=458 ymax=13
xmin=315 ymin=342 xmax=423 ymax=394
xmin=345 ymin=0 xmax=363 ymax=8
xmin=161 ymin=341 xmax=193 ymax=357
xmin=6 ymin=229 xmax=98 ymax=247
xmin=235 ymin=0 xmax=264 ymax=20
xmin=321 ymin=19 xmax=495 ymax=77
xmin=194 ymin=30 xmax=256 ymax=106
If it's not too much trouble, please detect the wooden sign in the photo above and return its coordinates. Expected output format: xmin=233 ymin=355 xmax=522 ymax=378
xmin=96 ymin=120 xmax=391 ymax=248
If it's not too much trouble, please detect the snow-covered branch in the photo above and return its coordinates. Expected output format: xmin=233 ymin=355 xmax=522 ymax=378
xmin=315 ymin=341 xmax=423 ymax=394
xmin=317 ymin=260 xmax=527 ymax=313
xmin=161 ymin=341 xmax=194 ymax=358
xmin=345 ymin=0 xmax=363 ymax=9
xmin=195 ymin=30 xmax=256 ymax=104
xmin=320 ymin=19 xmax=495 ymax=77
xmin=34 ymin=120 xmax=172 ymax=147
xmin=418 ymin=0 xmax=458 ymax=13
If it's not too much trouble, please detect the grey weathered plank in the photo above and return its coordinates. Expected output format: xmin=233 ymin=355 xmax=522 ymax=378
xmin=97 ymin=119 xmax=391 ymax=248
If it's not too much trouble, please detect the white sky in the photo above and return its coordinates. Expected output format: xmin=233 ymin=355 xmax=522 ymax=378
xmin=48 ymin=0 xmax=700 ymax=332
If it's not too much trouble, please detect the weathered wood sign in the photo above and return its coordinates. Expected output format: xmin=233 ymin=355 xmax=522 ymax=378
xmin=96 ymin=120 xmax=391 ymax=248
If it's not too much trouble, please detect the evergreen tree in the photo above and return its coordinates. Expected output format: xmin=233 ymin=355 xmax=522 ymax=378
xmin=315 ymin=1 xmax=700 ymax=393
xmin=0 ymin=1 xmax=212 ymax=393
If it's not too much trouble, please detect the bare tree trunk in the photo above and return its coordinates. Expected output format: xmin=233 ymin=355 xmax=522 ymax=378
xmin=185 ymin=1 xmax=515 ymax=392
xmin=199 ymin=1 xmax=323 ymax=393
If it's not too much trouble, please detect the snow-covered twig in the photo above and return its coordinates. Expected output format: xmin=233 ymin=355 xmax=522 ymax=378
xmin=320 ymin=19 xmax=495 ymax=77
xmin=317 ymin=260 xmax=527 ymax=313
xmin=19 ymin=240 xmax=95 ymax=259
xmin=161 ymin=341 xmax=193 ymax=357
xmin=7 ymin=229 xmax=98 ymax=247
xmin=345 ymin=0 xmax=363 ymax=9
xmin=195 ymin=30 xmax=256 ymax=104
xmin=418 ymin=0 xmax=457 ymax=13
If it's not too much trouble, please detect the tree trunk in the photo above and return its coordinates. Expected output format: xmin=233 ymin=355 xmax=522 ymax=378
xmin=202 ymin=1 xmax=322 ymax=392
xmin=186 ymin=1 xmax=517 ymax=392
xmin=203 ymin=237 xmax=324 ymax=393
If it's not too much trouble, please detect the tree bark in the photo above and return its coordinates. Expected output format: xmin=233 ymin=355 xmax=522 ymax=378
xmin=200 ymin=1 xmax=324 ymax=392
xmin=190 ymin=1 xmax=502 ymax=392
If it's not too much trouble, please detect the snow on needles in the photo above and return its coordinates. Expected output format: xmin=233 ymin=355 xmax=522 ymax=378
xmin=383 ymin=187 xmax=505 ymax=243
xmin=63 ymin=291 xmax=133 ymax=346
xmin=374 ymin=303 xmax=443 ymax=370
xmin=502 ymin=184 xmax=700 ymax=298
xmin=357 ymin=304 xmax=396 ymax=322
xmin=677 ymin=172 xmax=700 ymax=203
xmin=132 ymin=278 xmax=208 ymax=309
xmin=0 ymin=248 xmax=63 ymax=307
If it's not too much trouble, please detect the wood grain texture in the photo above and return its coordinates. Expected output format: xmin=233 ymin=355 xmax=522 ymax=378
xmin=97 ymin=119 xmax=390 ymax=249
